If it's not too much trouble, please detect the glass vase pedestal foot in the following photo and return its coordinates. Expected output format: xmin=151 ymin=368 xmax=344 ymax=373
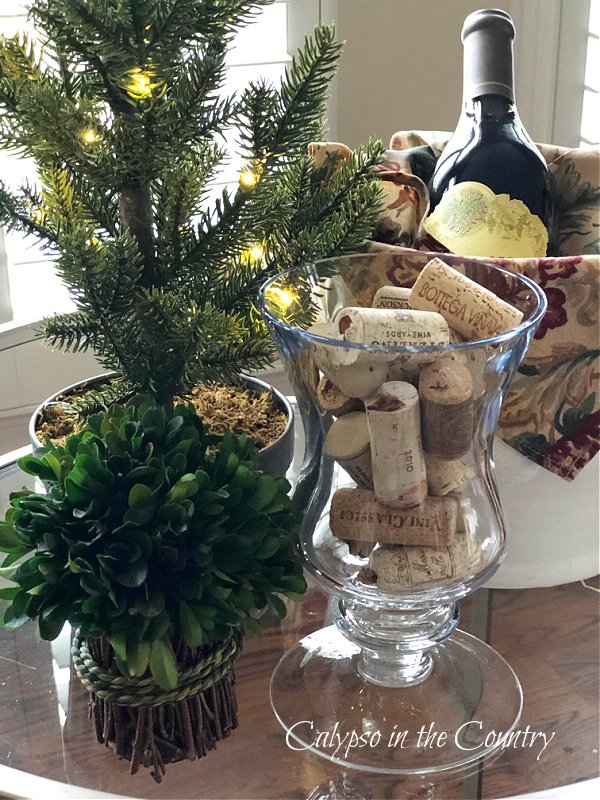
xmin=271 ymin=623 xmax=522 ymax=774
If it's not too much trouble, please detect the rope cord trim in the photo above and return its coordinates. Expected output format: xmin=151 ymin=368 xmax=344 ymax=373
xmin=72 ymin=629 xmax=242 ymax=707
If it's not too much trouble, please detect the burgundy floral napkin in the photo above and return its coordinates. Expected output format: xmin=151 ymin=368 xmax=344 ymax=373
xmin=310 ymin=135 xmax=600 ymax=480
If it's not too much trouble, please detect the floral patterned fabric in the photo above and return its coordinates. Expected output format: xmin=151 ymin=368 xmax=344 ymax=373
xmin=311 ymin=133 xmax=600 ymax=480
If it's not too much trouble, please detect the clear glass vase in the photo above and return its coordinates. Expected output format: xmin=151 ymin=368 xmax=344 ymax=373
xmin=259 ymin=252 xmax=546 ymax=775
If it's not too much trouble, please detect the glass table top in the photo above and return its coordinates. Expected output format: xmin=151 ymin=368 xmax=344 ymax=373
xmin=0 ymin=449 xmax=598 ymax=799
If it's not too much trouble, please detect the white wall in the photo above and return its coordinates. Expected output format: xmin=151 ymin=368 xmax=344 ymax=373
xmin=334 ymin=0 xmax=482 ymax=147
xmin=331 ymin=0 xmax=577 ymax=149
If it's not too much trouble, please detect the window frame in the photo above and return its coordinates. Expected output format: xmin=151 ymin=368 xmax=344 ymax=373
xmin=509 ymin=0 xmax=592 ymax=147
xmin=0 ymin=230 xmax=11 ymax=325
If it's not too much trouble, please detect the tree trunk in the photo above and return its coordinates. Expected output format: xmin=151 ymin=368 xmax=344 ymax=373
xmin=119 ymin=183 xmax=157 ymax=286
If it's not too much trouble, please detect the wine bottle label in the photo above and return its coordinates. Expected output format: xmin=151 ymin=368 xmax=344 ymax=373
xmin=423 ymin=181 xmax=548 ymax=258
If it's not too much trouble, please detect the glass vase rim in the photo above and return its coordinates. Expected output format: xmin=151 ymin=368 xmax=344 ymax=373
xmin=258 ymin=255 xmax=548 ymax=356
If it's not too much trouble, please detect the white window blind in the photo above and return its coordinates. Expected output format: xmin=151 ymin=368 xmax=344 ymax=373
xmin=0 ymin=0 xmax=321 ymax=327
xmin=580 ymin=0 xmax=599 ymax=147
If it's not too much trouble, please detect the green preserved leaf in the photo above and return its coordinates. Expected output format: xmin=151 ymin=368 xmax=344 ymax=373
xmin=65 ymin=477 xmax=90 ymax=506
xmin=135 ymin=589 xmax=165 ymax=617
xmin=124 ymin=505 xmax=155 ymax=525
xmin=17 ymin=456 xmax=56 ymax=482
xmin=149 ymin=639 xmax=178 ymax=690
xmin=110 ymin=630 xmax=128 ymax=662
xmin=44 ymin=453 xmax=63 ymax=482
xmin=0 ymin=524 xmax=25 ymax=552
xmin=0 ymin=562 xmax=22 ymax=581
xmin=256 ymin=536 xmax=281 ymax=560
xmin=128 ymin=484 xmax=153 ymax=507
xmin=179 ymin=600 xmax=205 ymax=647
xmin=112 ymin=561 xmax=148 ymax=588
xmin=127 ymin=641 xmax=151 ymax=677
xmin=39 ymin=613 xmax=66 ymax=640
xmin=143 ymin=610 xmax=170 ymax=643
xmin=269 ymin=594 xmax=287 ymax=619
xmin=3 ymin=604 xmax=30 ymax=629
xmin=169 ymin=474 xmax=199 ymax=502
xmin=248 ymin=475 xmax=279 ymax=511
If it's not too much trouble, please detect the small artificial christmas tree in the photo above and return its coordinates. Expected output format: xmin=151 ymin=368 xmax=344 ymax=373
xmin=0 ymin=0 xmax=383 ymax=409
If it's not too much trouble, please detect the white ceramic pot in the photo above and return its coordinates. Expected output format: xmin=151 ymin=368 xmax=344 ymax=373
xmin=487 ymin=438 xmax=599 ymax=589
xmin=29 ymin=373 xmax=295 ymax=478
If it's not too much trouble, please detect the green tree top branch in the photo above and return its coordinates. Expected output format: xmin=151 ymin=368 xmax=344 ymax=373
xmin=0 ymin=1 xmax=384 ymax=404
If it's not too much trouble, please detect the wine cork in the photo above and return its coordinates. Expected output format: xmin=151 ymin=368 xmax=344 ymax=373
xmin=408 ymin=257 xmax=523 ymax=340
xmin=316 ymin=377 xmax=363 ymax=416
xmin=309 ymin=321 xmax=338 ymax=338
xmin=324 ymin=412 xmax=373 ymax=490
xmin=390 ymin=347 xmax=468 ymax=382
xmin=395 ymin=348 xmax=478 ymax=408
xmin=337 ymin=307 xmax=451 ymax=364
xmin=313 ymin=332 xmax=389 ymax=399
xmin=386 ymin=360 xmax=419 ymax=384
xmin=348 ymin=541 xmax=375 ymax=559
xmin=357 ymin=566 xmax=377 ymax=584
xmin=372 ymin=286 xmax=411 ymax=310
xmin=330 ymin=487 xmax=457 ymax=547
xmin=424 ymin=454 xmax=474 ymax=496
xmin=447 ymin=490 xmax=469 ymax=534
xmin=310 ymin=322 xmax=386 ymax=398
xmin=463 ymin=347 xmax=489 ymax=401
xmin=365 ymin=381 xmax=427 ymax=508
xmin=308 ymin=141 xmax=351 ymax=168
xmin=419 ymin=360 xmax=474 ymax=459
xmin=449 ymin=328 xmax=466 ymax=344
xmin=308 ymin=321 xmax=339 ymax=348
xmin=369 ymin=532 xmax=482 ymax=592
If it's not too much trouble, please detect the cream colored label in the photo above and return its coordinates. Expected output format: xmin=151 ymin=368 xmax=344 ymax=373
xmin=423 ymin=181 xmax=548 ymax=258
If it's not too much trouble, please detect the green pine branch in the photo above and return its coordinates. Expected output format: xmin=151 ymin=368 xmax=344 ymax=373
xmin=148 ymin=0 xmax=273 ymax=62
xmin=42 ymin=310 xmax=102 ymax=353
xmin=0 ymin=181 xmax=57 ymax=245
xmin=182 ymin=333 xmax=276 ymax=388
xmin=68 ymin=377 xmax=133 ymax=419
xmin=165 ymin=40 xmax=231 ymax=142
xmin=269 ymin=25 xmax=342 ymax=162
xmin=235 ymin=80 xmax=280 ymax=160
xmin=0 ymin=33 xmax=41 ymax=111
xmin=0 ymin=4 xmax=384 ymax=406
xmin=291 ymin=140 xmax=386 ymax=232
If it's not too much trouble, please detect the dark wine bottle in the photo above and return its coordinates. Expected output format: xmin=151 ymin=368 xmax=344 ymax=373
xmin=425 ymin=9 xmax=555 ymax=258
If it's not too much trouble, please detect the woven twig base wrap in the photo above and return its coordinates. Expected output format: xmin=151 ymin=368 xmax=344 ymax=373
xmin=71 ymin=630 xmax=243 ymax=782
